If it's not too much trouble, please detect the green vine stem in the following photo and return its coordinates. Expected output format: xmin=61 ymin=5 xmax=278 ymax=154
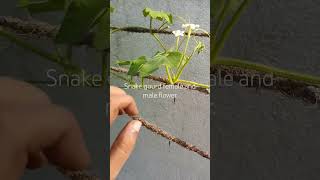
xmin=213 ymin=0 xmax=232 ymax=36
xmin=151 ymin=33 xmax=167 ymax=51
xmin=215 ymin=57 xmax=320 ymax=85
xmin=0 ymin=27 xmax=79 ymax=71
xmin=165 ymin=65 xmax=174 ymax=84
xmin=211 ymin=0 xmax=252 ymax=64
xmin=176 ymin=79 xmax=210 ymax=89
xmin=174 ymin=27 xmax=192 ymax=81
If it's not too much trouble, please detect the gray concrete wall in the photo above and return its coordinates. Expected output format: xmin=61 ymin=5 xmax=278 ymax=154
xmin=110 ymin=0 xmax=210 ymax=179
xmin=214 ymin=0 xmax=320 ymax=179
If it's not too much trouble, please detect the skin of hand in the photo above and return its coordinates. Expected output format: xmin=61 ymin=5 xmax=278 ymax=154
xmin=0 ymin=77 xmax=91 ymax=180
xmin=109 ymin=86 xmax=141 ymax=180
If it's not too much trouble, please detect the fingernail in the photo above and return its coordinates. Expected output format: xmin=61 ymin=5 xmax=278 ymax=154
xmin=131 ymin=120 xmax=142 ymax=133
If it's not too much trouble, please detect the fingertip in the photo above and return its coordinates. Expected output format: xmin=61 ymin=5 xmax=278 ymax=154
xmin=129 ymin=120 xmax=142 ymax=133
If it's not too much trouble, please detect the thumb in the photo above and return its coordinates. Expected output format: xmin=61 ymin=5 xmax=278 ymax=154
xmin=110 ymin=120 xmax=142 ymax=179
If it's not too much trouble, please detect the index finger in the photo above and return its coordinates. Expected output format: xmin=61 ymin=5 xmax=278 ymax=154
xmin=110 ymin=95 xmax=139 ymax=125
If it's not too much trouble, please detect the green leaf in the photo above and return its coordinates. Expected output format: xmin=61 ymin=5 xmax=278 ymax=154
xmin=165 ymin=51 xmax=183 ymax=68
xmin=55 ymin=0 xmax=107 ymax=44
xmin=116 ymin=60 xmax=131 ymax=66
xmin=93 ymin=9 xmax=109 ymax=50
xmin=128 ymin=56 xmax=147 ymax=76
xmin=143 ymin=7 xmax=173 ymax=24
xmin=18 ymin=0 xmax=68 ymax=13
xmin=139 ymin=60 xmax=160 ymax=77
xmin=151 ymin=51 xmax=182 ymax=68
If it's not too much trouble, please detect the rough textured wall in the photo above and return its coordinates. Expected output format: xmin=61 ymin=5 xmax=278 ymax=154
xmin=110 ymin=0 xmax=210 ymax=179
xmin=214 ymin=0 xmax=320 ymax=179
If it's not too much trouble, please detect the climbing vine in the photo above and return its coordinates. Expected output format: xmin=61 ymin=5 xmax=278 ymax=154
xmin=113 ymin=7 xmax=210 ymax=89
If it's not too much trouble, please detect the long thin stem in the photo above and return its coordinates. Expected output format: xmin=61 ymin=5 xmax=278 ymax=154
xmin=165 ymin=65 xmax=174 ymax=84
xmin=177 ymin=36 xmax=186 ymax=50
xmin=152 ymin=33 xmax=167 ymax=51
xmin=176 ymin=79 xmax=209 ymax=89
xmin=175 ymin=54 xmax=194 ymax=81
xmin=175 ymin=36 xmax=180 ymax=51
xmin=175 ymin=28 xmax=192 ymax=81
xmin=148 ymin=17 xmax=167 ymax=51
xmin=149 ymin=18 xmax=153 ymax=33
xmin=215 ymin=57 xmax=320 ymax=85
xmin=211 ymin=0 xmax=252 ymax=64
xmin=158 ymin=21 xmax=167 ymax=30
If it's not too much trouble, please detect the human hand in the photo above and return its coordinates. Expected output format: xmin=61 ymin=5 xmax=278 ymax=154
xmin=0 ymin=77 xmax=91 ymax=180
xmin=110 ymin=86 xmax=141 ymax=180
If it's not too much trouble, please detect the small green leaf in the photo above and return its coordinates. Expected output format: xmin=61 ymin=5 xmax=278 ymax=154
xmin=128 ymin=56 xmax=147 ymax=76
xmin=143 ymin=7 xmax=173 ymax=24
xmin=55 ymin=0 xmax=107 ymax=44
xmin=195 ymin=41 xmax=205 ymax=54
xmin=109 ymin=4 xmax=115 ymax=13
xmin=18 ymin=0 xmax=67 ymax=13
xmin=116 ymin=60 xmax=131 ymax=66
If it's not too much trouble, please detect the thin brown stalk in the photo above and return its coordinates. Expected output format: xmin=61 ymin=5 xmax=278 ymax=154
xmin=132 ymin=116 xmax=210 ymax=160
xmin=0 ymin=16 xmax=209 ymax=47
xmin=111 ymin=26 xmax=210 ymax=37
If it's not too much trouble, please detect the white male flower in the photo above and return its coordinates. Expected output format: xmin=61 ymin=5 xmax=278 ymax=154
xmin=182 ymin=23 xmax=200 ymax=30
xmin=172 ymin=30 xmax=185 ymax=37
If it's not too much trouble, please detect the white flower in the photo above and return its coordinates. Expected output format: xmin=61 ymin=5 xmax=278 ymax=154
xmin=182 ymin=23 xmax=200 ymax=30
xmin=172 ymin=30 xmax=185 ymax=37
